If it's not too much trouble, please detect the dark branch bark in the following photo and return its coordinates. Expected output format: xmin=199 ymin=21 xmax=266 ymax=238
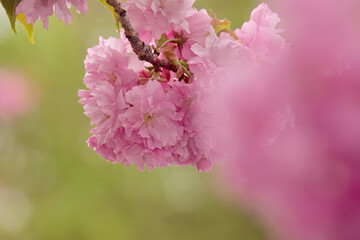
xmin=106 ymin=0 xmax=180 ymax=74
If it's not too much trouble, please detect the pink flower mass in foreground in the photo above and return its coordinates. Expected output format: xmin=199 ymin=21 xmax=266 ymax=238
xmin=216 ymin=0 xmax=360 ymax=240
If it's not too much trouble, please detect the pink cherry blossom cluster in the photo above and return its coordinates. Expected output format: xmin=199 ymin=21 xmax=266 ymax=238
xmin=16 ymin=0 xmax=87 ymax=29
xmin=78 ymin=2 xmax=285 ymax=171
xmin=78 ymin=34 xmax=213 ymax=171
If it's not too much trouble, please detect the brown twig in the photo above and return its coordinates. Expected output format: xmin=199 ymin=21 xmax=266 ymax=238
xmin=106 ymin=0 xmax=181 ymax=74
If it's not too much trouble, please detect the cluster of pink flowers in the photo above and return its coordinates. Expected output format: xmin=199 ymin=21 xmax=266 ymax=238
xmin=78 ymin=1 xmax=284 ymax=171
xmin=78 ymin=31 xmax=215 ymax=171
xmin=16 ymin=0 xmax=87 ymax=29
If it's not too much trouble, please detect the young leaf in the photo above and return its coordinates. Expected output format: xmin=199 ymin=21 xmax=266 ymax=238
xmin=16 ymin=13 xmax=34 ymax=43
xmin=1 ymin=0 xmax=22 ymax=32
xmin=98 ymin=0 xmax=120 ymax=31
xmin=165 ymin=50 xmax=178 ymax=62
xmin=210 ymin=10 xmax=240 ymax=41
xmin=156 ymin=34 xmax=168 ymax=49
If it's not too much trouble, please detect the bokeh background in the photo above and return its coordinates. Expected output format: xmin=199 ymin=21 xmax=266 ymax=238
xmin=0 ymin=1 xmax=269 ymax=240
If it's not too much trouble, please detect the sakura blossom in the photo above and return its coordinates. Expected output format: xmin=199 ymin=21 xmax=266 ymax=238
xmin=123 ymin=0 xmax=196 ymax=40
xmin=123 ymin=80 xmax=184 ymax=151
xmin=235 ymin=3 xmax=286 ymax=64
xmin=16 ymin=0 xmax=88 ymax=29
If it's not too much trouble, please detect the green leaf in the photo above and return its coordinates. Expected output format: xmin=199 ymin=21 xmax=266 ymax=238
xmin=98 ymin=0 xmax=120 ymax=32
xmin=164 ymin=50 xmax=178 ymax=62
xmin=160 ymin=43 xmax=177 ymax=52
xmin=16 ymin=13 xmax=34 ymax=43
xmin=210 ymin=10 xmax=231 ymax=35
xmin=0 ymin=0 xmax=22 ymax=32
xmin=210 ymin=10 xmax=240 ymax=41
xmin=156 ymin=34 xmax=168 ymax=48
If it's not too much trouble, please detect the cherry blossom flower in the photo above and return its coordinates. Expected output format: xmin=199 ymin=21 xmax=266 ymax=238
xmin=123 ymin=80 xmax=184 ymax=150
xmin=124 ymin=0 xmax=195 ymax=39
xmin=83 ymin=35 xmax=143 ymax=91
xmin=235 ymin=3 xmax=286 ymax=64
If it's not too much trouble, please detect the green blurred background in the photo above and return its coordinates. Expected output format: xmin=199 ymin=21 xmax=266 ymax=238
xmin=0 ymin=0 xmax=267 ymax=239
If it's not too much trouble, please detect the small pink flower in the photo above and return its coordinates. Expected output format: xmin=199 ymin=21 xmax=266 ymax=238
xmin=235 ymin=3 xmax=286 ymax=64
xmin=83 ymin=35 xmax=144 ymax=91
xmin=181 ymin=9 xmax=212 ymax=59
xmin=123 ymin=80 xmax=184 ymax=150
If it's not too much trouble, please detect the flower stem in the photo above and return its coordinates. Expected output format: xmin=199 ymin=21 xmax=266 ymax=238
xmin=106 ymin=0 xmax=193 ymax=83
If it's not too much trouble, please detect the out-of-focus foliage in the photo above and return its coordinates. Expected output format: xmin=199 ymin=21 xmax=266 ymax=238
xmin=0 ymin=0 xmax=21 ymax=31
xmin=15 ymin=13 xmax=34 ymax=43
xmin=0 ymin=1 xmax=267 ymax=240
xmin=0 ymin=0 xmax=34 ymax=42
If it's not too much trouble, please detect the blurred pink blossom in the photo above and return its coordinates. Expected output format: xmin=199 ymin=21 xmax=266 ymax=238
xmin=0 ymin=70 xmax=35 ymax=119
xmin=217 ymin=1 xmax=360 ymax=240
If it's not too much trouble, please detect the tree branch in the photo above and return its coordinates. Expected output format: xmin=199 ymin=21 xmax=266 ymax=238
xmin=106 ymin=0 xmax=184 ymax=76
